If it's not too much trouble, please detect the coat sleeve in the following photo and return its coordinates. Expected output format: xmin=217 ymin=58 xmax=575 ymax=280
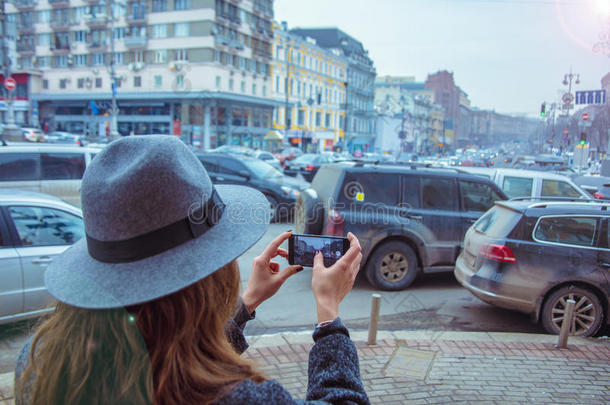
xmin=226 ymin=297 xmax=256 ymax=355
xmin=305 ymin=318 xmax=370 ymax=404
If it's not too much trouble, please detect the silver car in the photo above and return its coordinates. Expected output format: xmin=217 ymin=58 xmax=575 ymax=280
xmin=0 ymin=190 xmax=84 ymax=324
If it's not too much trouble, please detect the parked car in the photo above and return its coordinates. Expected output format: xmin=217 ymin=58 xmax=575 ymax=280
xmin=455 ymin=200 xmax=610 ymax=337
xmin=21 ymin=127 xmax=45 ymax=143
xmin=458 ymin=168 xmax=590 ymax=200
xmin=247 ymin=150 xmax=283 ymax=171
xmin=284 ymin=153 xmax=341 ymax=182
xmin=573 ymin=175 xmax=610 ymax=199
xmin=294 ymin=162 xmax=508 ymax=290
xmin=395 ymin=152 xmax=418 ymax=163
xmin=0 ymin=144 xmax=101 ymax=206
xmin=196 ymin=153 xmax=308 ymax=221
xmin=275 ymin=147 xmax=304 ymax=165
xmin=210 ymin=145 xmax=254 ymax=155
xmin=0 ymin=190 xmax=84 ymax=325
xmin=44 ymin=131 xmax=87 ymax=146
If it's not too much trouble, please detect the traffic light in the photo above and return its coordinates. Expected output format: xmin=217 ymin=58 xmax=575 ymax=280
xmin=579 ymin=132 xmax=587 ymax=146
xmin=540 ymin=103 xmax=546 ymax=117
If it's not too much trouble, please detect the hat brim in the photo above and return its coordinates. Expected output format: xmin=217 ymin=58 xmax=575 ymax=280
xmin=44 ymin=185 xmax=270 ymax=309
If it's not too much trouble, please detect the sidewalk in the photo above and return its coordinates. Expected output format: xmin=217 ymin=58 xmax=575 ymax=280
xmin=1 ymin=330 xmax=609 ymax=404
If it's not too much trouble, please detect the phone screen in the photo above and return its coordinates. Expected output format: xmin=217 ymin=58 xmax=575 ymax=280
xmin=289 ymin=234 xmax=349 ymax=267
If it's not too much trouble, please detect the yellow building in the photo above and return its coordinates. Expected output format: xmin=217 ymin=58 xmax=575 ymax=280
xmin=271 ymin=22 xmax=347 ymax=152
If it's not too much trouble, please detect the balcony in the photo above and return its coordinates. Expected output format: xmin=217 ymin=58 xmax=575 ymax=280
xmin=50 ymin=19 xmax=73 ymax=31
xmin=126 ymin=11 xmax=147 ymax=24
xmin=49 ymin=0 xmax=70 ymax=7
xmin=87 ymin=41 xmax=107 ymax=51
xmin=50 ymin=43 xmax=71 ymax=54
xmin=85 ymin=14 xmax=108 ymax=28
xmin=17 ymin=43 xmax=36 ymax=54
xmin=18 ymin=24 xmax=35 ymax=34
xmin=123 ymin=36 xmax=147 ymax=48
xmin=15 ymin=0 xmax=37 ymax=10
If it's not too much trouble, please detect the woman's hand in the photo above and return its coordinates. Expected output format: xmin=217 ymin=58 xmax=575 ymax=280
xmin=242 ymin=231 xmax=302 ymax=314
xmin=311 ymin=232 xmax=362 ymax=323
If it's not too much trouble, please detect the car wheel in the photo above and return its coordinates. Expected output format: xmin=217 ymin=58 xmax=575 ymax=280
xmin=541 ymin=285 xmax=604 ymax=337
xmin=366 ymin=241 xmax=419 ymax=291
xmin=294 ymin=189 xmax=324 ymax=234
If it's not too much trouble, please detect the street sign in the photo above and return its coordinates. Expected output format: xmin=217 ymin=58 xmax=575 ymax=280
xmin=582 ymin=113 xmax=590 ymax=121
xmin=575 ymin=90 xmax=606 ymax=105
xmin=562 ymin=92 xmax=574 ymax=105
xmin=4 ymin=77 xmax=16 ymax=91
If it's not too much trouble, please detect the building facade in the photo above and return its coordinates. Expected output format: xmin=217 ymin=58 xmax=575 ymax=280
xmin=290 ymin=27 xmax=376 ymax=152
xmin=8 ymin=0 xmax=278 ymax=148
xmin=270 ymin=22 xmax=347 ymax=152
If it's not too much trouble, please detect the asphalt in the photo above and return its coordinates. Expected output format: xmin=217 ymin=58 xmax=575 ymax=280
xmin=1 ymin=329 xmax=609 ymax=404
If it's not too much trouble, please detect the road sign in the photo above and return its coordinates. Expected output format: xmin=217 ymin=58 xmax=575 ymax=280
xmin=575 ymin=90 xmax=606 ymax=105
xmin=582 ymin=112 xmax=590 ymax=121
xmin=4 ymin=77 xmax=16 ymax=91
xmin=562 ymin=93 xmax=574 ymax=105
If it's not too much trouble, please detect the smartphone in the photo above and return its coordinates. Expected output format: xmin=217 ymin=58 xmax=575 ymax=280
xmin=288 ymin=234 xmax=350 ymax=267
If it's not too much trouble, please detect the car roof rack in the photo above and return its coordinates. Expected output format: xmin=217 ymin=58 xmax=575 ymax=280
xmin=510 ymin=196 xmax=593 ymax=203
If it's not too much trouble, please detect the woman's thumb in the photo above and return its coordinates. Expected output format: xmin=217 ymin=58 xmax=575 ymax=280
xmin=281 ymin=265 xmax=304 ymax=281
xmin=313 ymin=251 xmax=325 ymax=269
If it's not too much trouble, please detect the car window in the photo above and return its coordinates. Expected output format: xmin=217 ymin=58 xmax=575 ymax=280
xmin=9 ymin=206 xmax=85 ymax=247
xmin=198 ymin=156 xmax=219 ymax=173
xmin=401 ymin=176 xmax=420 ymax=209
xmin=339 ymin=172 xmax=398 ymax=206
xmin=502 ymin=176 xmax=533 ymax=198
xmin=259 ymin=152 xmax=274 ymax=160
xmin=0 ymin=153 xmax=40 ymax=181
xmin=421 ymin=177 xmax=456 ymax=211
xmin=41 ymin=153 xmax=86 ymax=180
xmin=534 ymin=216 xmax=598 ymax=247
xmin=460 ymin=180 xmax=504 ymax=212
xmin=473 ymin=205 xmax=522 ymax=238
xmin=541 ymin=180 xmax=582 ymax=198
xmin=217 ymin=158 xmax=246 ymax=175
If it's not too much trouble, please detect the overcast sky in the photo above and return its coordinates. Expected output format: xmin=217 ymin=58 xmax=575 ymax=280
xmin=275 ymin=0 xmax=610 ymax=117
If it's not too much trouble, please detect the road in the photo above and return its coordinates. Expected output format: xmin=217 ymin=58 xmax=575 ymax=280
xmin=0 ymin=222 xmax=543 ymax=374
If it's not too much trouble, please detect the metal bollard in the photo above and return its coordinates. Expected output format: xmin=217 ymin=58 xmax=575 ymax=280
xmin=367 ymin=294 xmax=381 ymax=345
xmin=556 ymin=299 xmax=576 ymax=349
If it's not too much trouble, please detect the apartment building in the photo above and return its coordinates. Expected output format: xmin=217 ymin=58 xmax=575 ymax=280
xmin=290 ymin=27 xmax=376 ymax=153
xmin=271 ymin=22 xmax=347 ymax=152
xmin=8 ymin=0 xmax=277 ymax=147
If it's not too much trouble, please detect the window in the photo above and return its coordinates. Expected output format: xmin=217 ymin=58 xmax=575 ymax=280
xmin=176 ymin=75 xmax=184 ymax=87
xmin=37 ymin=9 xmax=50 ymax=23
xmin=401 ymin=176 xmax=420 ymax=209
xmin=502 ymin=176 xmax=533 ymax=199
xmin=152 ymin=24 xmax=168 ymax=38
xmin=174 ymin=22 xmax=189 ymax=36
xmin=9 ymin=206 xmax=85 ymax=247
xmin=41 ymin=153 xmax=86 ymax=180
xmin=0 ymin=153 xmax=39 ymax=181
xmin=95 ymin=78 xmax=102 ymax=88
xmin=339 ymin=173 xmax=399 ymax=205
xmin=535 ymin=216 xmax=598 ymax=247
xmin=422 ymin=177 xmax=456 ymax=211
xmin=275 ymin=75 xmax=280 ymax=92
xmin=134 ymin=50 xmax=144 ymax=63
xmin=229 ymin=78 xmax=234 ymax=90
xmin=315 ymin=112 xmax=321 ymax=127
xmin=217 ymin=158 xmax=246 ymax=175
xmin=77 ymin=78 xmax=85 ymax=88
xmin=240 ymin=80 xmax=245 ymax=92
xmin=252 ymin=84 xmax=256 ymax=95
xmin=113 ymin=52 xmax=124 ymax=65
xmin=74 ymin=6 xmax=87 ymax=20
xmin=325 ymin=113 xmax=330 ymax=128
xmin=262 ymin=85 xmax=266 ymax=97
xmin=174 ymin=0 xmax=189 ymax=10
xmin=74 ymin=54 xmax=87 ymax=67
xmin=154 ymin=75 xmax=162 ymax=87
xmin=134 ymin=76 xmax=142 ymax=87
xmin=113 ymin=27 xmax=126 ymax=40
xmin=152 ymin=0 xmax=167 ymax=12
xmin=38 ymin=33 xmax=50 ymax=46
xmin=215 ymin=76 xmax=221 ymax=88
xmin=298 ymin=110 xmax=305 ymax=126
xmin=154 ymin=49 xmax=167 ymax=63
xmin=541 ymin=180 xmax=582 ymax=198
xmin=92 ymin=53 xmax=105 ymax=66
xmin=59 ymin=79 xmax=68 ymax=89
xmin=56 ymin=55 xmax=68 ymax=68
xmin=43 ymin=80 xmax=48 ymax=89
xmin=460 ymin=180 xmax=504 ymax=212
xmin=74 ymin=31 xmax=87 ymax=43
xmin=175 ymin=49 xmax=188 ymax=61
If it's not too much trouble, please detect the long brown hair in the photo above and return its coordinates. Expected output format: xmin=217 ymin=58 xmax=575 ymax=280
xmin=17 ymin=261 xmax=265 ymax=405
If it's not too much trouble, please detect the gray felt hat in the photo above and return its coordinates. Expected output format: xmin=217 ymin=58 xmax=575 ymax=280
xmin=44 ymin=135 xmax=269 ymax=309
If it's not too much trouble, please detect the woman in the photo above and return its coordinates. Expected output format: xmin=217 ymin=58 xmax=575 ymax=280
xmin=15 ymin=135 xmax=369 ymax=405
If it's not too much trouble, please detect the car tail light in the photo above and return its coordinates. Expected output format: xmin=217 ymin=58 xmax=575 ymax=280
xmin=326 ymin=209 xmax=344 ymax=236
xmin=593 ymin=191 xmax=605 ymax=199
xmin=479 ymin=244 xmax=517 ymax=263
xmin=305 ymin=164 xmax=315 ymax=171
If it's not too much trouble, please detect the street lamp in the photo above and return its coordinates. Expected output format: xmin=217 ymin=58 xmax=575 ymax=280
xmin=561 ymin=70 xmax=580 ymax=145
xmin=100 ymin=0 xmax=122 ymax=138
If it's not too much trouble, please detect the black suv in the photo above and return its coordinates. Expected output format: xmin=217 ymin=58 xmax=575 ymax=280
xmin=455 ymin=200 xmax=610 ymax=337
xmin=295 ymin=162 xmax=508 ymax=290
xmin=197 ymin=153 xmax=308 ymax=221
